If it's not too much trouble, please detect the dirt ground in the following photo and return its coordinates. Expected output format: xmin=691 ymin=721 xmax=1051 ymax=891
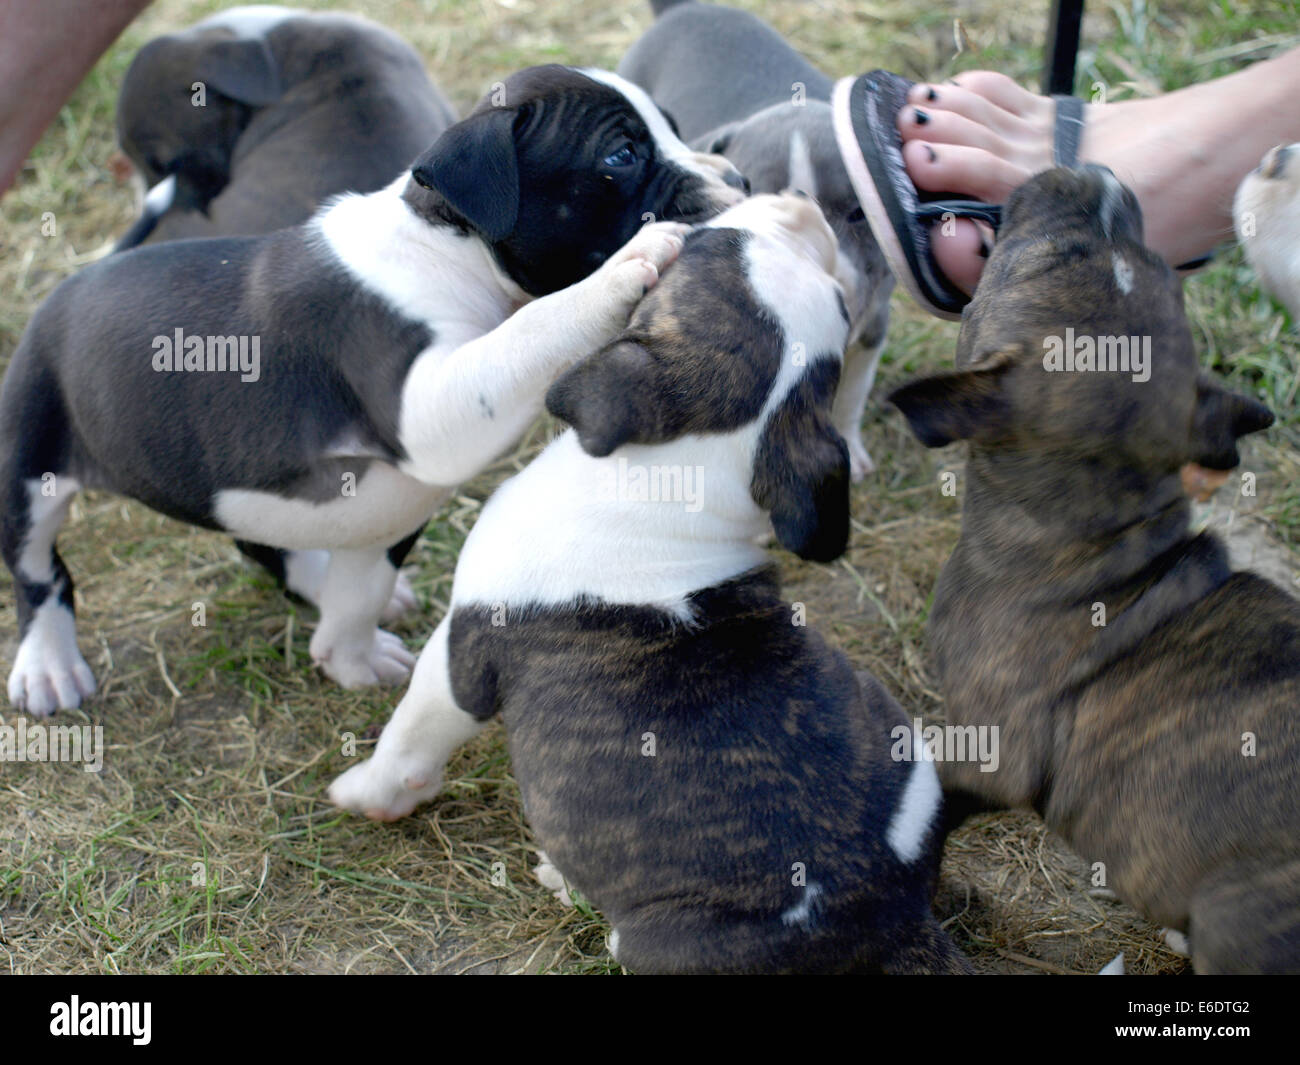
xmin=1 ymin=0 xmax=1297 ymax=974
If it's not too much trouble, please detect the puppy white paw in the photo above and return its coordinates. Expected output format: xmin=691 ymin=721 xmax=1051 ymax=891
xmin=601 ymin=221 xmax=689 ymax=305
xmin=608 ymin=220 xmax=690 ymax=274
xmin=6 ymin=608 xmax=96 ymax=717
xmin=313 ymin=628 xmax=415 ymax=688
xmin=534 ymin=851 xmax=574 ymax=907
xmin=1162 ymin=928 xmax=1191 ymax=957
xmin=329 ymin=755 xmax=442 ymax=822
xmin=380 ymin=570 xmax=419 ymax=623
xmin=7 ymin=650 xmax=97 ymax=718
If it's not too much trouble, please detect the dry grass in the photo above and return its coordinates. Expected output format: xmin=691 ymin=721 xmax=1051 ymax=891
xmin=2 ymin=0 xmax=1298 ymax=975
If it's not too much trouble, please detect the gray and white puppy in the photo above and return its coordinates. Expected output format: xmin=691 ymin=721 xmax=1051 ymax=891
xmin=114 ymin=5 xmax=456 ymax=249
xmin=619 ymin=0 xmax=893 ymax=477
xmin=1 ymin=66 xmax=743 ymax=716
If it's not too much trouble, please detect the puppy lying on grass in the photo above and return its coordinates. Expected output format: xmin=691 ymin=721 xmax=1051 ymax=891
xmin=893 ymin=165 xmax=1298 ymax=973
xmin=332 ymin=194 xmax=969 ymax=974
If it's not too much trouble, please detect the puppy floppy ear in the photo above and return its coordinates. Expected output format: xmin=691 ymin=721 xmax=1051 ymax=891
xmin=412 ymin=108 xmax=520 ymax=243
xmin=196 ymin=38 xmax=282 ymax=106
xmin=751 ymin=359 xmax=850 ymax=563
xmin=888 ymin=349 xmax=1016 ymax=448
xmin=1188 ymin=374 xmax=1274 ymax=469
xmin=546 ymin=341 xmax=663 ymax=457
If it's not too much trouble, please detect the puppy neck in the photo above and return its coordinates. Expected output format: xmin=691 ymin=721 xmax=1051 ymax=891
xmin=313 ymin=175 xmax=525 ymax=326
xmin=450 ymin=429 xmax=772 ymax=621
xmin=960 ymin=446 xmax=1198 ymax=596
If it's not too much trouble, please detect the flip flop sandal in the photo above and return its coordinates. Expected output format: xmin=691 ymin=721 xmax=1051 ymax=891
xmin=831 ymin=70 xmax=1085 ymax=320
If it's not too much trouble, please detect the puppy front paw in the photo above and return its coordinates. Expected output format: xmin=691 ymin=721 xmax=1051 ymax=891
xmin=7 ymin=632 xmax=96 ymax=717
xmin=329 ymin=755 xmax=442 ymax=821
xmin=312 ymin=628 xmax=415 ymax=688
xmin=599 ymin=221 xmax=689 ymax=305
xmin=606 ymin=220 xmax=690 ymax=275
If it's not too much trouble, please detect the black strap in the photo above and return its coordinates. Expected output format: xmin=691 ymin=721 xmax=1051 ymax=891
xmin=916 ymin=200 xmax=1003 ymax=232
xmin=1052 ymin=94 xmax=1085 ymax=166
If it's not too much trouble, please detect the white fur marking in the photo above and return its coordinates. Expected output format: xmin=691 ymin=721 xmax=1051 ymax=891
xmin=1112 ymin=253 xmax=1134 ymax=295
xmin=577 ymin=68 xmax=699 ymax=164
xmin=781 ymin=881 xmax=823 ymax=928
xmin=17 ymin=478 xmax=79 ymax=582
xmin=886 ymin=730 xmax=942 ymax=863
xmin=143 ymin=174 xmax=177 ymax=217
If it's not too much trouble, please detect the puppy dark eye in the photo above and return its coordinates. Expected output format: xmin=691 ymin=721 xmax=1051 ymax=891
xmin=846 ymin=206 xmax=867 ymax=223
xmin=603 ymin=143 xmax=636 ymax=168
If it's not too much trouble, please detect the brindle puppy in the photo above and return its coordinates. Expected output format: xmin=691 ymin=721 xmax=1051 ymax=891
xmin=332 ymin=194 xmax=969 ymax=974
xmin=891 ymin=165 xmax=1298 ymax=974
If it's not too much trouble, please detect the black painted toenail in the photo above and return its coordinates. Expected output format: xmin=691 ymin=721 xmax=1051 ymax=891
xmin=925 ymin=145 xmax=937 ymax=164
xmin=926 ymin=87 xmax=939 ymax=102
xmin=914 ymin=108 xmax=930 ymax=125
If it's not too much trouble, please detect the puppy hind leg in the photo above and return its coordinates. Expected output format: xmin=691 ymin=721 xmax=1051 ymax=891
xmin=3 ymin=475 xmax=95 ymax=715
xmin=308 ymin=545 xmax=415 ymax=688
xmin=831 ymin=340 xmax=884 ymax=481
xmin=328 ymin=615 xmax=485 ymax=821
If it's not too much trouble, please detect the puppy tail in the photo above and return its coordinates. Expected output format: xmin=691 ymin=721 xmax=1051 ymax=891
xmin=881 ymin=918 xmax=974 ymax=975
xmin=651 ymin=0 xmax=693 ymax=15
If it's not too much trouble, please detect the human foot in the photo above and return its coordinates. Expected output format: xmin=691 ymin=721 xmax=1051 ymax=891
xmin=896 ymin=50 xmax=1300 ymax=296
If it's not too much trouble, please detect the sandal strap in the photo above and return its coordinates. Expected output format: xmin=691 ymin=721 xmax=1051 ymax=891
xmin=915 ymin=200 xmax=1003 ymax=231
xmin=1052 ymin=94 xmax=1086 ymax=166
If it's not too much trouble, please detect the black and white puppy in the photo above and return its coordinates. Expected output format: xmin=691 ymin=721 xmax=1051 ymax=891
xmin=115 ymin=5 xmax=456 ymax=249
xmin=1 ymin=65 xmax=744 ymax=716
xmin=329 ymin=194 xmax=966 ymax=974
xmin=618 ymin=0 xmax=894 ymax=477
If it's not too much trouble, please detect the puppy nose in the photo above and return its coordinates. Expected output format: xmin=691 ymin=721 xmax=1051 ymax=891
xmin=1261 ymin=143 xmax=1292 ymax=179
